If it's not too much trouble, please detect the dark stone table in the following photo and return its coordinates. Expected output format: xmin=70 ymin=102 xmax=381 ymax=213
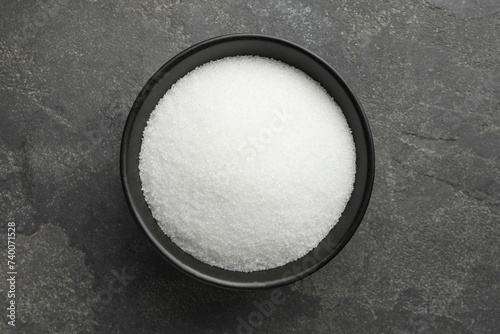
xmin=1 ymin=1 xmax=498 ymax=333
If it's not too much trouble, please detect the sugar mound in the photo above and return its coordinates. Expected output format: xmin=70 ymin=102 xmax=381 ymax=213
xmin=139 ymin=56 xmax=356 ymax=272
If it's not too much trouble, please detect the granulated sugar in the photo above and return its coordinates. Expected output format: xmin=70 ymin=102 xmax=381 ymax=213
xmin=139 ymin=56 xmax=356 ymax=272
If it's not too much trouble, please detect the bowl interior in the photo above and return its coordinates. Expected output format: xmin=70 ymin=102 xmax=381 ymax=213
xmin=121 ymin=34 xmax=374 ymax=289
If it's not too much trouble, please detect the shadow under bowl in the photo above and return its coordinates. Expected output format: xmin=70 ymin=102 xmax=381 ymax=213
xmin=120 ymin=34 xmax=375 ymax=290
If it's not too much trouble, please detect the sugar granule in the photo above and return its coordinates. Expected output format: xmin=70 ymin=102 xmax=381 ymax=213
xmin=139 ymin=56 xmax=356 ymax=272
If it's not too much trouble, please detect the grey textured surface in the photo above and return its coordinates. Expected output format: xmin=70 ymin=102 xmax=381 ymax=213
xmin=1 ymin=0 xmax=499 ymax=333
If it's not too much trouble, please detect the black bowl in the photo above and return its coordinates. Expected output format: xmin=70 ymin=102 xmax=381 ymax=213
xmin=120 ymin=34 xmax=375 ymax=290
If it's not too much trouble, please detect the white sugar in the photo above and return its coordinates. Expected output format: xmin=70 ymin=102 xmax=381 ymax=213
xmin=139 ymin=56 xmax=356 ymax=272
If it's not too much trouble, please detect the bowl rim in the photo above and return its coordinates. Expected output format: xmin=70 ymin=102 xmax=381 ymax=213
xmin=120 ymin=33 xmax=375 ymax=289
